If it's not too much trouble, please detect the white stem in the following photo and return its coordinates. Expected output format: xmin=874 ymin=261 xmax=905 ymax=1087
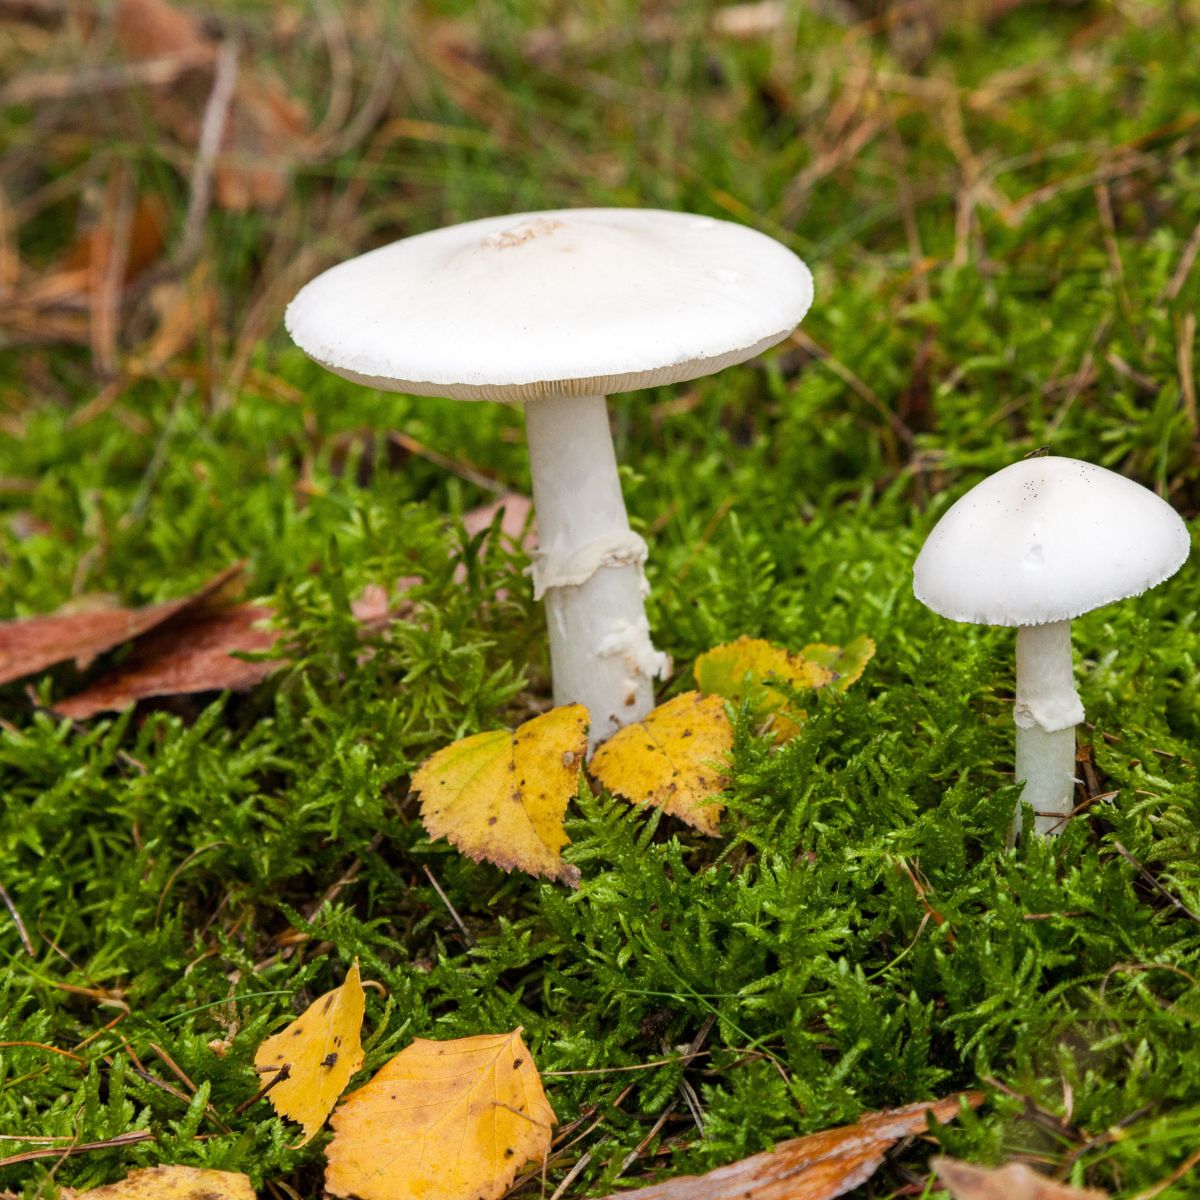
xmin=1013 ymin=620 xmax=1085 ymax=839
xmin=524 ymin=393 xmax=669 ymax=750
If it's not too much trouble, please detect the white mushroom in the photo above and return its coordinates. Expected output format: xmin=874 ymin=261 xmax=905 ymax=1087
xmin=286 ymin=209 xmax=813 ymax=749
xmin=913 ymin=456 xmax=1190 ymax=838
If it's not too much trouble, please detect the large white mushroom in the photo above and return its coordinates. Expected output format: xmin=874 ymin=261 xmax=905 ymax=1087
xmin=286 ymin=209 xmax=813 ymax=748
xmin=913 ymin=456 xmax=1190 ymax=837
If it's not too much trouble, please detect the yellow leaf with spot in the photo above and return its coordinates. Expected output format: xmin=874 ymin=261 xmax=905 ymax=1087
xmin=695 ymin=634 xmax=874 ymax=742
xmin=800 ymin=634 xmax=875 ymax=693
xmin=252 ymin=961 xmax=366 ymax=1145
xmin=324 ymin=1028 xmax=555 ymax=1200
xmin=63 ymin=1167 xmax=254 ymax=1198
xmin=589 ymin=691 xmax=731 ymax=835
xmin=412 ymin=704 xmax=587 ymax=887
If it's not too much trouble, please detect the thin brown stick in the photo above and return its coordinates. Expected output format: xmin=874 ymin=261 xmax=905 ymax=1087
xmin=422 ymin=864 xmax=474 ymax=945
xmin=1112 ymin=842 xmax=1200 ymax=926
xmin=549 ymin=1144 xmax=601 ymax=1200
xmin=234 ymin=1062 xmax=291 ymax=1116
xmin=616 ymin=1104 xmax=676 ymax=1177
xmin=0 ymin=1131 xmax=154 ymax=1169
xmin=0 ymin=1041 xmax=84 ymax=1064
xmin=177 ymin=38 xmax=240 ymax=266
xmin=1 ymin=53 xmax=208 ymax=104
xmin=545 ymin=1051 xmax=712 ymax=1077
xmin=147 ymin=1041 xmax=199 ymax=1094
xmin=91 ymin=165 xmax=135 ymax=376
xmin=1132 ymin=1145 xmax=1200 ymax=1200
xmin=1178 ymin=311 xmax=1196 ymax=432
xmin=1162 ymin=217 xmax=1200 ymax=303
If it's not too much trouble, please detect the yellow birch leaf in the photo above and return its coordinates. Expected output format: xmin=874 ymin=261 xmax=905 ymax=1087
xmin=695 ymin=634 xmax=874 ymax=743
xmin=252 ymin=961 xmax=366 ymax=1145
xmin=64 ymin=1166 xmax=254 ymax=1198
xmin=800 ymin=634 xmax=876 ymax=693
xmin=589 ymin=691 xmax=732 ymax=835
xmin=324 ymin=1028 xmax=555 ymax=1200
xmin=412 ymin=704 xmax=587 ymax=887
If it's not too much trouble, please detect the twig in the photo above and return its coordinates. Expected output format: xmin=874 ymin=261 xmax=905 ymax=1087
xmin=148 ymin=1041 xmax=200 ymax=1095
xmin=91 ymin=165 xmax=135 ymax=376
xmin=791 ymin=328 xmax=914 ymax=448
xmin=422 ymin=864 xmax=474 ymax=945
xmin=0 ymin=1131 xmax=154 ymax=1169
xmin=1177 ymin=311 xmax=1196 ymax=433
xmin=674 ymin=1014 xmax=715 ymax=1134
xmin=312 ymin=50 xmax=400 ymax=160
xmin=234 ymin=1062 xmax=291 ymax=1116
xmin=1 ymin=54 xmax=208 ymax=104
xmin=1132 ymin=1146 xmax=1200 ymax=1200
xmin=389 ymin=431 xmax=504 ymax=494
xmin=1161 ymin=216 xmax=1200 ymax=303
xmin=616 ymin=1104 xmax=676 ymax=1177
xmin=177 ymin=38 xmax=239 ymax=267
xmin=0 ymin=1041 xmax=84 ymax=1064
xmin=545 ymin=1051 xmax=712 ymax=1077
xmin=1095 ymin=181 xmax=1135 ymax=328
xmin=1112 ymin=842 xmax=1200 ymax=926
xmin=0 ymin=881 xmax=33 ymax=955
xmin=549 ymin=1144 xmax=603 ymax=1200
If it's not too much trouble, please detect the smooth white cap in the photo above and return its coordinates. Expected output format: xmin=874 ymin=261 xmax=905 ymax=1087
xmin=913 ymin=456 xmax=1191 ymax=626
xmin=285 ymin=208 xmax=813 ymax=402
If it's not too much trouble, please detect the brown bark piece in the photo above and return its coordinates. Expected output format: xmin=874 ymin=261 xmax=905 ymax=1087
xmin=600 ymin=1094 xmax=983 ymax=1200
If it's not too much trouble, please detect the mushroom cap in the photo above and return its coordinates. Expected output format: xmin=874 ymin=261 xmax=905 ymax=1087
xmin=913 ymin=456 xmax=1191 ymax=626
xmin=284 ymin=208 xmax=813 ymax=402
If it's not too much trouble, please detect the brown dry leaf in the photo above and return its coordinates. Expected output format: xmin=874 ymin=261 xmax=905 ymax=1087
xmin=589 ymin=691 xmax=732 ymax=835
xmin=253 ymin=961 xmax=366 ymax=1145
xmin=412 ymin=705 xmax=587 ymax=886
xmin=6 ymin=190 xmax=169 ymax=351
xmin=934 ymin=1158 xmax=1109 ymax=1200
xmin=60 ymin=1165 xmax=254 ymax=1198
xmin=599 ymin=1094 xmax=983 ymax=1200
xmin=54 ymin=602 xmax=277 ymax=718
xmin=0 ymin=563 xmax=243 ymax=686
xmin=51 ymin=575 xmax=419 ymax=717
xmin=325 ymin=1028 xmax=555 ymax=1200
xmin=114 ymin=0 xmax=309 ymax=210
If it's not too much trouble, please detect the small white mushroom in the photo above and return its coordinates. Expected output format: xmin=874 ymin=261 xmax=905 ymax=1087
xmin=913 ymin=456 xmax=1190 ymax=838
xmin=286 ymin=209 xmax=813 ymax=749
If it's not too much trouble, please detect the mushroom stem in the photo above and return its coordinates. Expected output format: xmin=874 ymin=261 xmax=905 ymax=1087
xmin=524 ymin=392 xmax=668 ymax=750
xmin=1013 ymin=619 xmax=1084 ymax=839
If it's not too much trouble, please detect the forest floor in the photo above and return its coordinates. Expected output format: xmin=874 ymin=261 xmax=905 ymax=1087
xmin=2 ymin=0 xmax=1199 ymax=1196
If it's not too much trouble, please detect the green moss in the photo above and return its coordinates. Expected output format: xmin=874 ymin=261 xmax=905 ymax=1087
xmin=2 ymin=2 xmax=1200 ymax=1196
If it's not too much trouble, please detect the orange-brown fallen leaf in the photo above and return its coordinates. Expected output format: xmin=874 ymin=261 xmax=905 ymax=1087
xmin=600 ymin=1094 xmax=983 ymax=1200
xmin=933 ymin=1157 xmax=1109 ymax=1200
xmin=253 ymin=961 xmax=366 ymax=1145
xmin=60 ymin=1165 xmax=254 ymax=1198
xmin=412 ymin=705 xmax=587 ymax=886
xmin=461 ymin=492 xmax=534 ymax=542
xmin=53 ymin=602 xmax=278 ymax=718
xmin=114 ymin=0 xmax=309 ymax=211
xmin=589 ymin=691 xmax=732 ymax=835
xmin=38 ymin=496 xmax=531 ymax=715
xmin=0 ymin=563 xmax=244 ymax=686
xmin=325 ymin=1028 xmax=554 ymax=1200
xmin=4 ymin=189 xmax=169 ymax=353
